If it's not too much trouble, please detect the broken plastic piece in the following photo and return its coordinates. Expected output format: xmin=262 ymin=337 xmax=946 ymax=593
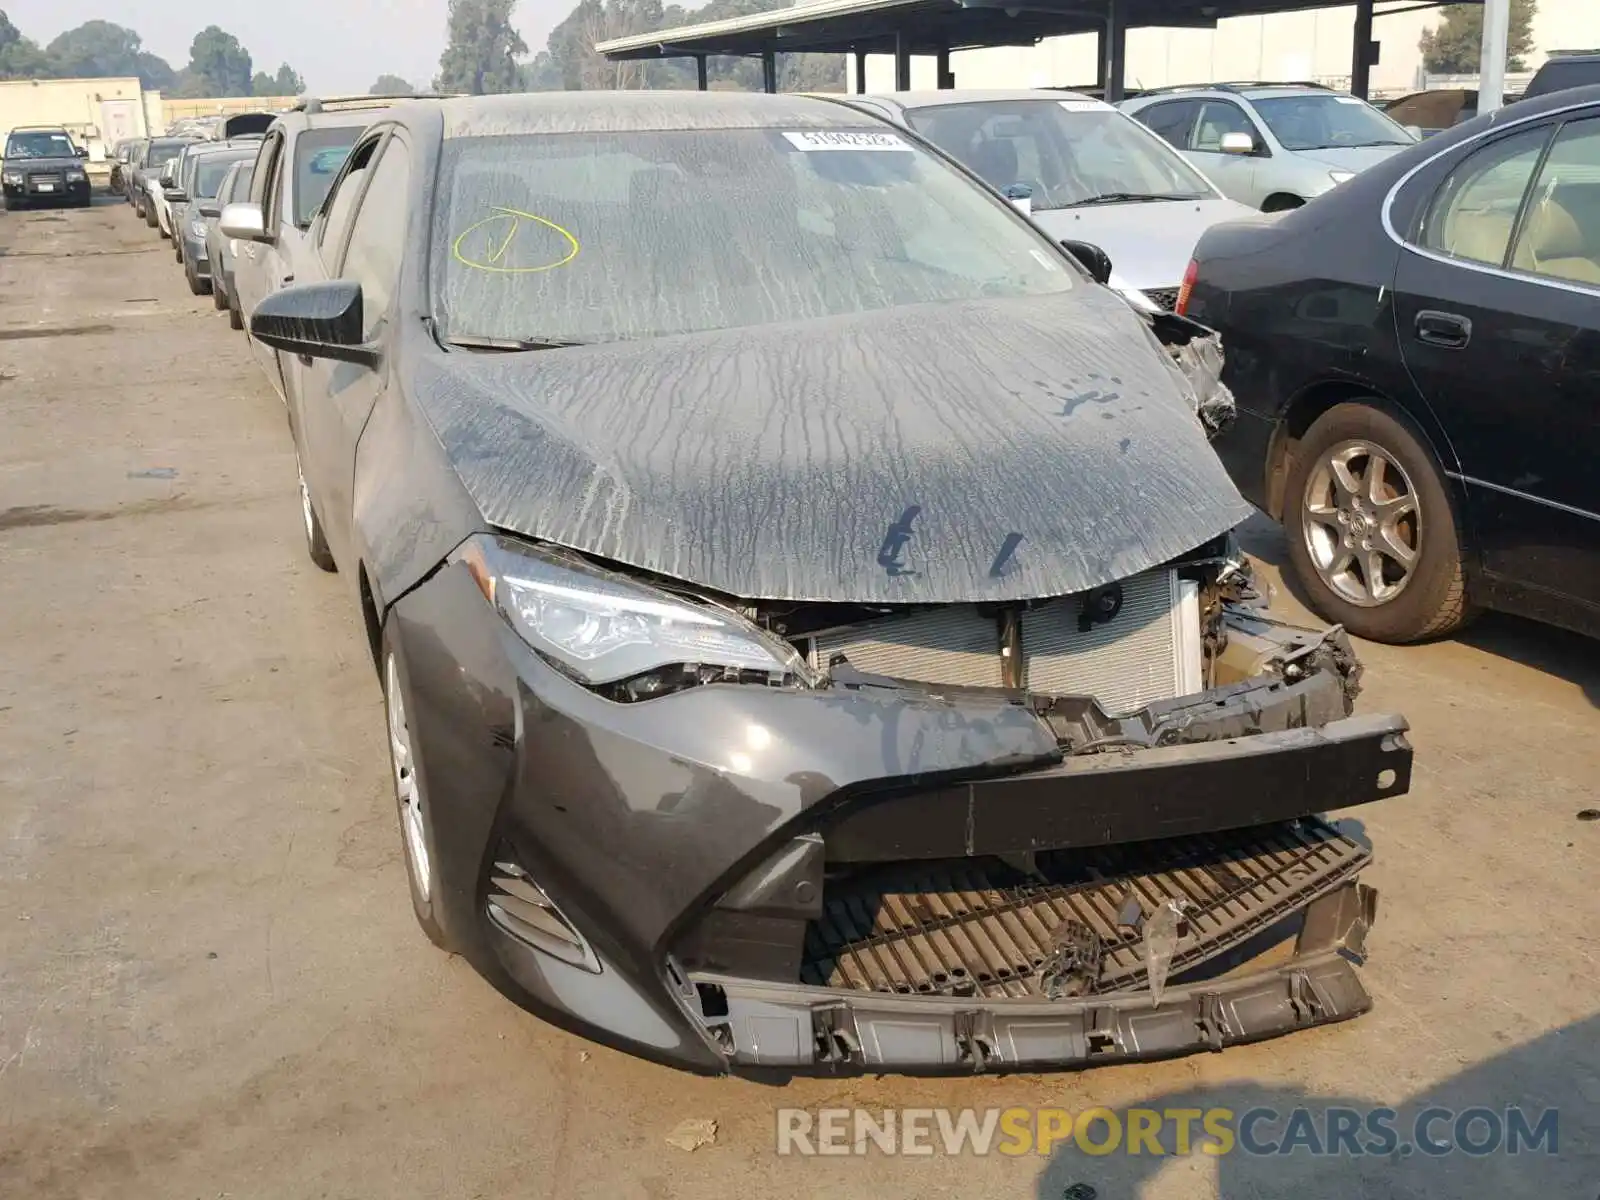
xmin=1142 ymin=898 xmax=1190 ymax=1007
xmin=1115 ymin=891 xmax=1144 ymax=932
xmin=1039 ymin=920 xmax=1103 ymax=999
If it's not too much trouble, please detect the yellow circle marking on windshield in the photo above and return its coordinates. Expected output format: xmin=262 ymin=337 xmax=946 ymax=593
xmin=452 ymin=207 xmax=580 ymax=274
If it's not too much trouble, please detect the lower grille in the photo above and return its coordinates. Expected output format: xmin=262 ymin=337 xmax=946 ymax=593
xmin=806 ymin=570 xmax=1200 ymax=712
xmin=27 ymin=172 xmax=64 ymax=192
xmin=800 ymin=818 xmax=1369 ymax=999
xmin=1144 ymin=286 xmax=1181 ymax=311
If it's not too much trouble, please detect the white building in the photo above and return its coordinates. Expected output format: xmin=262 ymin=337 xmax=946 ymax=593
xmin=854 ymin=0 xmax=1595 ymax=96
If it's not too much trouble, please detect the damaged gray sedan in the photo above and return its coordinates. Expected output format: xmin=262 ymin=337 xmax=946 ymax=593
xmin=232 ymin=91 xmax=1411 ymax=1076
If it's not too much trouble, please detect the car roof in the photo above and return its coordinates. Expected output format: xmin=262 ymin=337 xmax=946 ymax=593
xmin=1128 ymin=82 xmax=1339 ymax=103
xmin=853 ymin=88 xmax=1100 ymax=112
xmin=432 ymin=90 xmax=880 ymax=139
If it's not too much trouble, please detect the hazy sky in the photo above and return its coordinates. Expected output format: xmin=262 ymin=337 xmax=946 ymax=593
xmin=2 ymin=0 xmax=576 ymax=93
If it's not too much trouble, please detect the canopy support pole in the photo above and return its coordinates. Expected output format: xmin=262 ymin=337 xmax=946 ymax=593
xmin=1350 ymin=0 xmax=1375 ymax=99
xmin=854 ymin=49 xmax=867 ymax=92
xmin=1478 ymin=0 xmax=1511 ymax=112
xmin=762 ymin=48 xmax=777 ymax=92
xmin=695 ymin=54 xmax=707 ymax=90
xmin=936 ymin=45 xmax=953 ymax=88
xmin=894 ymin=29 xmax=911 ymax=90
xmin=1103 ymin=0 xmax=1127 ymax=102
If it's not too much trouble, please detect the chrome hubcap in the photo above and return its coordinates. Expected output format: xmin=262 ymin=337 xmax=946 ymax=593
xmin=1302 ymin=439 xmax=1420 ymax=607
xmin=386 ymin=654 xmax=430 ymax=902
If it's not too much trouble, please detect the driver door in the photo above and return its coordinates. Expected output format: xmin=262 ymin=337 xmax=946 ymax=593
xmin=295 ymin=129 xmax=410 ymax=573
xmin=1186 ymin=100 xmax=1266 ymax=208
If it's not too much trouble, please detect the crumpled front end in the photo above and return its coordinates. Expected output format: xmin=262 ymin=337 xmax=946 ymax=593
xmin=388 ymin=539 xmax=1408 ymax=1076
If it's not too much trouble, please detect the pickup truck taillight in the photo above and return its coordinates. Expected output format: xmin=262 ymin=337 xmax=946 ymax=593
xmin=1176 ymin=258 xmax=1198 ymax=316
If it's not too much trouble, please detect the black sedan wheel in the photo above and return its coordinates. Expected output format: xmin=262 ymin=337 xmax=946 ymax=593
xmin=382 ymin=639 xmax=451 ymax=951
xmin=1284 ymin=402 xmax=1475 ymax=643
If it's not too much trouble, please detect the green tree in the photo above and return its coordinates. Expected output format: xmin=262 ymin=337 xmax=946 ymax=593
xmin=0 ymin=8 xmax=50 ymax=79
xmin=370 ymin=73 xmax=415 ymax=95
xmin=183 ymin=25 xmax=253 ymax=97
xmin=533 ymin=0 xmax=843 ymax=92
xmin=251 ymin=62 xmax=304 ymax=95
xmin=435 ymin=0 xmax=527 ymax=94
xmin=1419 ymin=0 xmax=1538 ymax=74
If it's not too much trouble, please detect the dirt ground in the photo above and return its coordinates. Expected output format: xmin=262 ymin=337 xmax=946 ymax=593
xmin=1 ymin=198 xmax=1596 ymax=1200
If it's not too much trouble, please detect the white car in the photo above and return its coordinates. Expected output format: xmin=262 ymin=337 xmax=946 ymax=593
xmin=836 ymin=89 xmax=1258 ymax=311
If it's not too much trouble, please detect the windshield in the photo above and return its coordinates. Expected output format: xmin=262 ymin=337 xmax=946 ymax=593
xmin=145 ymin=139 xmax=188 ymax=169
xmin=1253 ymin=94 xmax=1414 ymax=150
xmin=5 ymin=131 xmax=76 ymax=159
xmin=905 ymin=99 xmax=1214 ymax=210
xmin=434 ymin=127 xmax=1076 ymax=346
xmin=196 ymin=154 xmax=252 ymax=199
xmin=294 ymin=127 xmax=364 ymax=226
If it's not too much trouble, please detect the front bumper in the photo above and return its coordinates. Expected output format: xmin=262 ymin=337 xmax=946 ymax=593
xmin=3 ymin=176 xmax=90 ymax=206
xmin=389 ymin=562 xmax=1409 ymax=1075
xmin=183 ymin=231 xmax=211 ymax=277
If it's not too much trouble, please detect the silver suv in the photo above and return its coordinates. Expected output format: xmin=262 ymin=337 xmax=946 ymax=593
xmin=1119 ymin=82 xmax=1416 ymax=212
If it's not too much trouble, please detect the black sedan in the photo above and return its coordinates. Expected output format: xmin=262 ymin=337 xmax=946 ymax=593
xmin=1185 ymin=84 xmax=1600 ymax=643
xmin=225 ymin=92 xmax=1410 ymax=1075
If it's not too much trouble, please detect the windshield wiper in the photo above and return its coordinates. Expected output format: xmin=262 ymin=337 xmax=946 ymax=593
xmin=444 ymin=334 xmax=590 ymax=352
xmin=1062 ymin=191 xmax=1206 ymax=207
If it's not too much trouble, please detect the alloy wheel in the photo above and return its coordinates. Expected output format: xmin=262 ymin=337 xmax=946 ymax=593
xmin=386 ymin=653 xmax=430 ymax=902
xmin=1301 ymin=439 xmax=1421 ymax=607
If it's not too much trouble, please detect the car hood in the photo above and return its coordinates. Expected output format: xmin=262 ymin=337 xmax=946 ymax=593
xmin=1299 ymin=144 xmax=1410 ymax=174
xmin=4 ymin=155 xmax=80 ymax=170
xmin=1028 ymin=197 xmax=1257 ymax=291
xmin=413 ymin=288 xmax=1251 ymax=604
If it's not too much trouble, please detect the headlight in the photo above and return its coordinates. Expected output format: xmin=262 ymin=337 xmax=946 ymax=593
xmin=452 ymin=533 xmax=812 ymax=695
xmin=189 ymin=218 xmax=208 ymax=239
xmin=1 ymin=171 xmax=20 ymax=186
xmin=1328 ymin=169 xmax=1356 ymax=185
xmin=66 ymin=167 xmax=86 ymax=180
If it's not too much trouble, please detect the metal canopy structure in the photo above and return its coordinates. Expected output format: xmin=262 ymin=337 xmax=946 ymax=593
xmin=596 ymin=0 xmax=1480 ymax=101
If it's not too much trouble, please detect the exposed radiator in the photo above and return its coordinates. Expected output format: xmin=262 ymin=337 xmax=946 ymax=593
xmin=806 ymin=571 xmax=1202 ymax=714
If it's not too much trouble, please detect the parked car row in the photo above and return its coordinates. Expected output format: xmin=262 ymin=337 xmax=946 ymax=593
xmin=116 ymin=89 xmax=1424 ymax=1078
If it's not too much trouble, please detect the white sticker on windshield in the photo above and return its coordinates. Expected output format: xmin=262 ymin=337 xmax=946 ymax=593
xmin=783 ymin=130 xmax=911 ymax=152
xmin=1334 ymin=96 xmax=1366 ymax=104
xmin=1058 ymin=99 xmax=1114 ymax=112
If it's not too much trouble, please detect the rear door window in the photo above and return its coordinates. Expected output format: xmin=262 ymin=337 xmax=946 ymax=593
xmin=1134 ymin=100 xmax=1200 ymax=150
xmin=1420 ymin=125 xmax=1552 ymax=266
xmin=1508 ymin=116 xmax=1600 ymax=286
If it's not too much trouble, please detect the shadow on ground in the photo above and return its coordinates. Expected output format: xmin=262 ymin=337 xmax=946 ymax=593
xmin=1036 ymin=1013 xmax=1599 ymax=1198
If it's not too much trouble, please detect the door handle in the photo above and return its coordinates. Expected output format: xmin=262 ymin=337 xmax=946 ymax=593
xmin=1414 ymin=309 xmax=1472 ymax=349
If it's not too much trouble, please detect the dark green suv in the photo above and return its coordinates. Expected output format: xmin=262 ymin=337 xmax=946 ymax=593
xmin=2 ymin=126 xmax=91 ymax=210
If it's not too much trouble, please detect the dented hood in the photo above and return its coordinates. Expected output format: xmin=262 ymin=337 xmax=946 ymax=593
xmin=413 ymin=287 xmax=1252 ymax=604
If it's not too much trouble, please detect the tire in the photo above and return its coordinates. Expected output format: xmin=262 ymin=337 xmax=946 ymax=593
xmin=1262 ymin=194 xmax=1305 ymax=213
xmin=1283 ymin=401 xmax=1476 ymax=643
xmin=144 ymin=202 xmax=157 ymax=228
xmin=174 ymin=237 xmax=183 ymax=263
xmin=212 ymin=276 xmax=228 ymax=310
xmin=185 ymin=261 xmax=210 ymax=296
xmin=228 ymin=296 xmax=244 ymax=331
xmin=381 ymin=634 xmax=452 ymax=952
xmin=296 ymin=455 xmax=338 ymax=573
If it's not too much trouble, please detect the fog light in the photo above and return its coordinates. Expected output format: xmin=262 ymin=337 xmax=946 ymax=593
xmin=487 ymin=854 xmax=600 ymax=973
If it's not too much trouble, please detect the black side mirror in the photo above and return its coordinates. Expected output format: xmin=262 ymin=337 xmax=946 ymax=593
xmin=76 ymin=146 xmax=89 ymax=158
xmin=250 ymin=280 xmax=379 ymax=367
xmin=163 ymin=187 xmax=187 ymax=203
xmin=197 ymin=202 xmax=221 ymax=219
xmin=1061 ymin=239 xmax=1114 ymax=286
